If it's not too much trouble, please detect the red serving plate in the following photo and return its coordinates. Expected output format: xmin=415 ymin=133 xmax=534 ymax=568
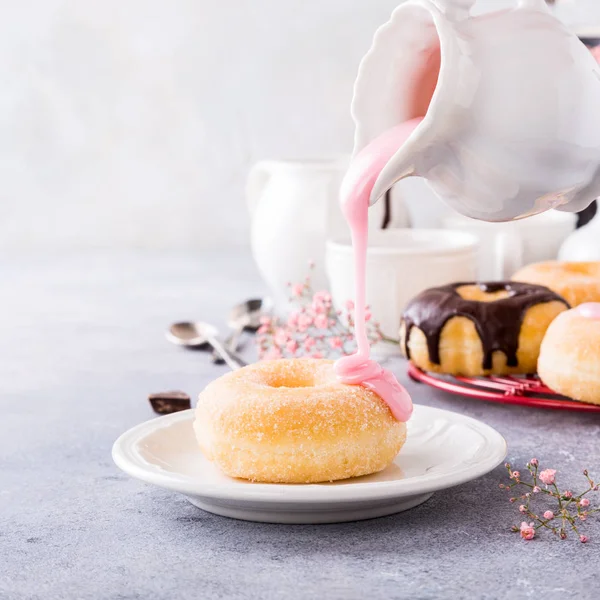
xmin=407 ymin=363 xmax=600 ymax=413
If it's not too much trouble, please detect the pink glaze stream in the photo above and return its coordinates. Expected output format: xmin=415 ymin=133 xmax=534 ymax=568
xmin=576 ymin=303 xmax=600 ymax=319
xmin=334 ymin=118 xmax=423 ymax=422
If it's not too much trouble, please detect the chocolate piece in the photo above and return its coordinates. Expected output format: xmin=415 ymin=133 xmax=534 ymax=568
xmin=402 ymin=282 xmax=569 ymax=370
xmin=148 ymin=391 xmax=191 ymax=415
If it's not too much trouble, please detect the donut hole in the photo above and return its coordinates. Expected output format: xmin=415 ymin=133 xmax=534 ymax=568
xmin=248 ymin=358 xmax=335 ymax=390
xmin=456 ymin=285 xmax=512 ymax=303
xmin=256 ymin=359 xmax=323 ymax=389
xmin=266 ymin=373 xmax=315 ymax=389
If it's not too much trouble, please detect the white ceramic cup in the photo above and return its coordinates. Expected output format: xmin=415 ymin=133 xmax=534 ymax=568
xmin=325 ymin=229 xmax=478 ymax=339
xmin=442 ymin=211 xmax=577 ymax=280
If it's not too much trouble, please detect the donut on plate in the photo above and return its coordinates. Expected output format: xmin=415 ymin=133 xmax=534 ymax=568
xmin=538 ymin=303 xmax=600 ymax=405
xmin=194 ymin=359 xmax=406 ymax=483
xmin=400 ymin=282 xmax=569 ymax=377
xmin=512 ymin=261 xmax=600 ymax=307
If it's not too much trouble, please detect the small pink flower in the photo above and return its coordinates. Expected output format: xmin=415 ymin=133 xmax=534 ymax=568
xmin=259 ymin=316 xmax=272 ymax=326
xmin=345 ymin=300 xmax=355 ymax=311
xmin=313 ymin=291 xmax=331 ymax=304
xmin=303 ymin=337 xmax=316 ymax=351
xmin=520 ymin=522 xmax=535 ymax=541
xmin=543 ymin=511 xmax=554 ymax=520
xmin=580 ymin=535 xmax=589 ymax=544
xmin=291 ymin=283 xmax=305 ymax=297
xmin=519 ymin=505 xmax=527 ymax=514
xmin=311 ymin=299 xmax=326 ymax=314
xmin=563 ymin=491 xmax=573 ymax=499
xmin=329 ymin=337 xmax=343 ymax=350
xmin=364 ymin=310 xmax=372 ymax=322
xmin=580 ymin=498 xmax=591 ymax=508
xmin=530 ymin=458 xmax=539 ymax=467
xmin=287 ymin=311 xmax=300 ymax=327
xmin=311 ymin=351 xmax=324 ymax=359
xmin=257 ymin=325 xmax=269 ymax=334
xmin=297 ymin=314 xmax=313 ymax=332
xmin=313 ymin=314 xmax=329 ymax=330
xmin=262 ymin=347 xmax=282 ymax=360
xmin=532 ymin=486 xmax=541 ymax=494
xmin=273 ymin=328 xmax=289 ymax=347
xmin=539 ymin=469 xmax=556 ymax=485
xmin=511 ymin=471 xmax=520 ymax=480
xmin=286 ymin=340 xmax=299 ymax=354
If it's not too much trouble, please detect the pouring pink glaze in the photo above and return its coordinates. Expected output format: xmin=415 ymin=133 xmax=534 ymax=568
xmin=576 ymin=303 xmax=600 ymax=319
xmin=334 ymin=118 xmax=423 ymax=422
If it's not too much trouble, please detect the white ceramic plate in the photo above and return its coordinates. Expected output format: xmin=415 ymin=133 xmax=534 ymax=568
xmin=112 ymin=405 xmax=506 ymax=524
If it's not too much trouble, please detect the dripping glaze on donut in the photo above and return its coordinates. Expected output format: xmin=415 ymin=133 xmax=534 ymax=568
xmin=402 ymin=282 xmax=570 ymax=370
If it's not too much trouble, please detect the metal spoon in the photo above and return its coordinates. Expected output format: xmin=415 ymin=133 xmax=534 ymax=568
xmin=167 ymin=322 xmax=220 ymax=349
xmin=227 ymin=298 xmax=268 ymax=346
xmin=212 ymin=297 xmax=271 ymax=363
xmin=167 ymin=321 xmax=247 ymax=370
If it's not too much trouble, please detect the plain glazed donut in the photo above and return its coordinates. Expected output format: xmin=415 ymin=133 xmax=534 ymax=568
xmin=194 ymin=358 xmax=406 ymax=483
xmin=400 ymin=282 xmax=569 ymax=376
xmin=512 ymin=261 xmax=600 ymax=307
xmin=538 ymin=304 xmax=600 ymax=405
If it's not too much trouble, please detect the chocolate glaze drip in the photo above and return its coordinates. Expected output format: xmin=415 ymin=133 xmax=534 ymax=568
xmin=402 ymin=282 xmax=569 ymax=370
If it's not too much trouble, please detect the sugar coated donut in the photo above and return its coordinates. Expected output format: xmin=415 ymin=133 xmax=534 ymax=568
xmin=400 ymin=282 xmax=569 ymax=376
xmin=194 ymin=359 xmax=407 ymax=483
xmin=538 ymin=303 xmax=600 ymax=405
xmin=512 ymin=261 xmax=600 ymax=307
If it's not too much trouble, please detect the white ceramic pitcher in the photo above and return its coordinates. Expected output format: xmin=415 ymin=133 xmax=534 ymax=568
xmin=353 ymin=0 xmax=600 ymax=222
xmin=249 ymin=159 xmax=381 ymax=311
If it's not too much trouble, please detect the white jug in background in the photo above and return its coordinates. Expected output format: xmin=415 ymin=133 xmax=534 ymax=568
xmin=248 ymin=159 xmax=391 ymax=311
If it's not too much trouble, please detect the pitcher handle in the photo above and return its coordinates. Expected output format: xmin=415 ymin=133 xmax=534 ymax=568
xmin=246 ymin=161 xmax=275 ymax=217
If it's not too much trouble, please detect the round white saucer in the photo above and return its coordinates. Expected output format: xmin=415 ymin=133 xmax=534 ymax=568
xmin=112 ymin=405 xmax=506 ymax=524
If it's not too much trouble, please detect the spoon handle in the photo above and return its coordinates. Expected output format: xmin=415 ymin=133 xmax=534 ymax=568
xmin=227 ymin=326 xmax=244 ymax=353
xmin=211 ymin=326 xmax=244 ymax=364
xmin=207 ymin=335 xmax=247 ymax=370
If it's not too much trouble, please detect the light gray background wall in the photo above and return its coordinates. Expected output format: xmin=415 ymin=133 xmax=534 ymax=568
xmin=1 ymin=0 xmax=596 ymax=251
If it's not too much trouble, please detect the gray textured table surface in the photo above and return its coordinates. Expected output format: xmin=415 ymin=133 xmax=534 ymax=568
xmin=2 ymin=251 xmax=600 ymax=600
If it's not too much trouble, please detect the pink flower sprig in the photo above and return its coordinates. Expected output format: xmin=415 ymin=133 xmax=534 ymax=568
xmin=501 ymin=459 xmax=600 ymax=543
xmin=257 ymin=264 xmax=384 ymax=360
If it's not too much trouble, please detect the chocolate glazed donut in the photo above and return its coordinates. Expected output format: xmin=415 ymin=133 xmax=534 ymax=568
xmin=402 ymin=282 xmax=570 ymax=370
